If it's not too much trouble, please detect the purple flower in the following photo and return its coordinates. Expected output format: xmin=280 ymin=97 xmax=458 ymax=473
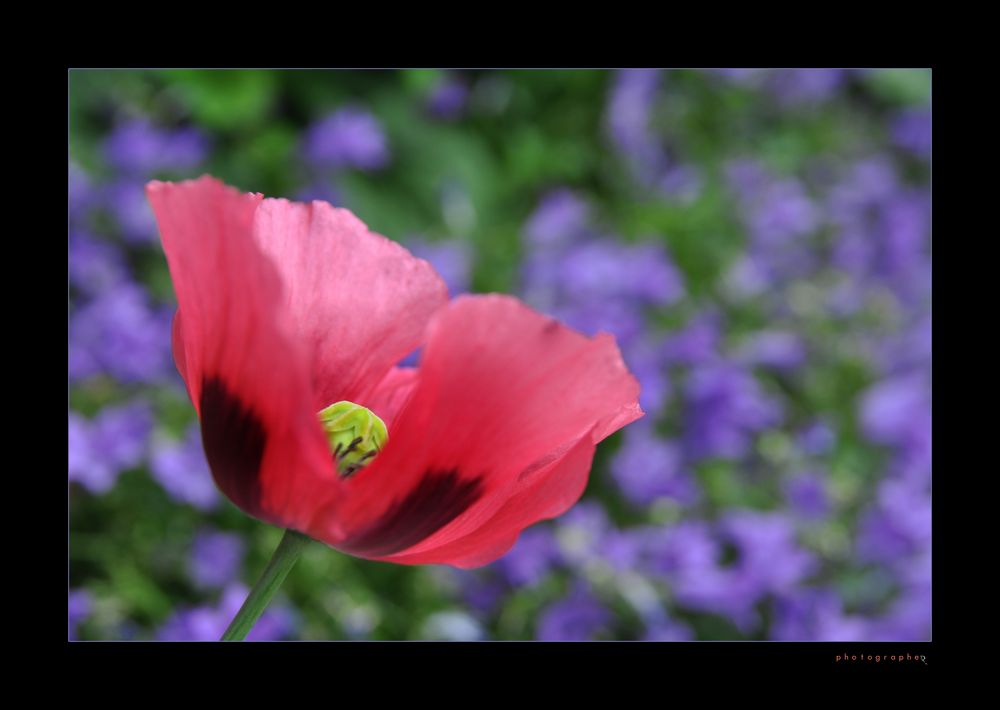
xmin=157 ymin=606 xmax=226 ymax=641
xmin=661 ymin=311 xmax=721 ymax=365
xmin=537 ymin=587 xmax=612 ymax=641
xmin=520 ymin=205 xmax=682 ymax=360
xmin=157 ymin=584 xmax=295 ymax=641
xmin=784 ymin=472 xmax=831 ymax=520
xmin=765 ymin=69 xmax=849 ymax=106
xmin=622 ymin=338 xmax=672 ymax=415
xmin=855 ymin=507 xmax=918 ymax=564
xmin=885 ymin=399 xmax=931 ymax=486
xmin=859 ymin=373 xmax=930 ymax=448
xmin=857 ymin=478 xmax=931 ymax=564
xmin=829 ymin=178 xmax=930 ymax=293
xmin=96 ymin=403 xmax=154 ymax=469
xmin=797 ymin=420 xmax=835 ymax=456
xmin=150 ymin=424 xmax=220 ymax=510
xmin=878 ymin=190 xmax=931 ymax=280
xmin=628 ymin=242 xmax=686 ymax=306
xmin=898 ymin=548 xmax=931 ymax=591
xmin=827 ymin=157 xmax=899 ymax=227
xmin=720 ymin=511 xmax=818 ymax=596
xmin=69 ymin=230 xmax=129 ymax=296
xmin=606 ymin=69 xmax=664 ymax=183
xmin=492 ymin=527 xmax=559 ymax=587
xmin=295 ymin=179 xmax=343 ymax=206
xmin=239 ymin=605 xmax=297 ymax=642
xmin=405 ymin=237 xmax=471 ymax=296
xmin=456 ymin=572 xmax=507 ymax=615
xmin=746 ymin=179 xmax=820 ymax=249
xmin=548 ymin=298 xmax=647 ymax=347
xmin=891 ymin=108 xmax=931 ymax=159
xmin=103 ymin=118 xmax=208 ymax=175
xmin=643 ymin=521 xmax=719 ymax=578
xmin=728 ymin=165 xmax=825 ymax=285
xmin=643 ymin=618 xmax=694 ymax=641
xmin=559 ymin=239 xmax=684 ymax=307
xmin=103 ymin=179 xmax=160 ymax=244
xmin=69 ymin=589 xmax=93 ymax=640
xmin=724 ymin=159 xmax=770 ymax=201
xmin=672 ymin=566 xmax=760 ymax=631
xmin=426 ymin=75 xmax=469 ymax=121
xmin=69 ymin=401 xmax=153 ymax=494
xmin=659 ymin=163 xmax=703 ymax=203
xmin=683 ymin=362 xmax=783 ymax=461
xmin=772 ymin=588 xmax=869 ymax=641
xmin=611 ymin=78 xmax=694 ymax=194
xmin=69 ymin=163 xmax=99 ymax=224
xmin=69 ymin=281 xmax=174 ymax=384
xmin=303 ymin=106 xmax=389 ymax=171
xmin=736 ymin=330 xmax=807 ymax=371
xmin=520 ymin=251 xmax=563 ymax=311
xmin=522 ymin=189 xmax=591 ymax=251
xmin=867 ymin=552 xmax=930 ymax=640
xmin=598 ymin=529 xmax=646 ymax=572
xmin=663 ymin=512 xmax=816 ymax=631
xmin=611 ymin=423 xmax=698 ymax=506
xmin=868 ymin=589 xmax=931 ymax=641
xmin=189 ymin=529 xmax=245 ymax=589
xmin=163 ymin=126 xmax=211 ymax=170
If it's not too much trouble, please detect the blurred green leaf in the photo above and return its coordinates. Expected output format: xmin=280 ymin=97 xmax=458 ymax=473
xmin=163 ymin=70 xmax=277 ymax=130
xmin=863 ymin=68 xmax=931 ymax=106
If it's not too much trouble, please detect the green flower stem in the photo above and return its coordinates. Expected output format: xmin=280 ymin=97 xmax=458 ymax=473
xmin=220 ymin=528 xmax=311 ymax=641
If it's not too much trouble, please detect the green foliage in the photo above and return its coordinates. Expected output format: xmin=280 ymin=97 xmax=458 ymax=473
xmin=862 ymin=68 xmax=932 ymax=106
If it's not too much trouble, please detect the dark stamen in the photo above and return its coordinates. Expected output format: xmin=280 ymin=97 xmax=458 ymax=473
xmin=337 ymin=437 xmax=364 ymax=460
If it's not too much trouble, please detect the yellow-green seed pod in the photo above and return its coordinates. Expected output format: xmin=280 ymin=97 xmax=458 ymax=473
xmin=318 ymin=401 xmax=389 ymax=478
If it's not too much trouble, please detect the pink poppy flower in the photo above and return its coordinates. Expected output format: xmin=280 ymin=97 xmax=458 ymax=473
xmin=147 ymin=176 xmax=642 ymax=568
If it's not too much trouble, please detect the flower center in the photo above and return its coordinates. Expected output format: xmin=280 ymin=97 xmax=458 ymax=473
xmin=318 ymin=401 xmax=388 ymax=478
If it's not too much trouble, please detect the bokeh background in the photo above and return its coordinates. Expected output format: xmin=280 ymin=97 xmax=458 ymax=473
xmin=68 ymin=68 xmax=931 ymax=641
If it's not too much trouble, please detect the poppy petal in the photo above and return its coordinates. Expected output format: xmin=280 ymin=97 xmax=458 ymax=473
xmin=316 ymin=294 xmax=642 ymax=563
xmin=378 ymin=435 xmax=597 ymax=567
xmin=364 ymin=366 xmax=420 ymax=429
xmin=171 ymin=309 xmax=189 ymax=389
xmin=147 ymin=176 xmax=338 ymax=528
xmin=252 ymin=199 xmax=448 ymax=410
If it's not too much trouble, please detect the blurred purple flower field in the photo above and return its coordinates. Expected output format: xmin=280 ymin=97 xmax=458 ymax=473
xmin=68 ymin=68 xmax=930 ymax=641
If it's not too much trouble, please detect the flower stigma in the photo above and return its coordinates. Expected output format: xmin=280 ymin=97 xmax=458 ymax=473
xmin=318 ymin=401 xmax=388 ymax=478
